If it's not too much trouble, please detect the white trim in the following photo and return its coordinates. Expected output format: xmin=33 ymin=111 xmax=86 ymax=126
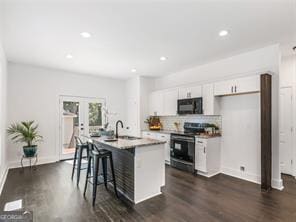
xmin=221 ymin=167 xmax=260 ymax=184
xmin=0 ymin=165 xmax=9 ymax=195
xmin=221 ymin=166 xmax=283 ymax=190
xmin=134 ymin=191 xmax=162 ymax=204
xmin=197 ymin=170 xmax=221 ymax=178
xmin=272 ymin=178 xmax=284 ymax=190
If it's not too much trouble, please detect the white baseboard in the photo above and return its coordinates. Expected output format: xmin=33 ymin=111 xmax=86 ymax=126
xmin=197 ymin=170 xmax=221 ymax=178
xmin=0 ymin=164 xmax=9 ymax=195
xmin=272 ymin=178 xmax=284 ymax=190
xmin=8 ymin=156 xmax=58 ymax=169
xmin=221 ymin=166 xmax=283 ymax=191
xmin=134 ymin=191 xmax=162 ymax=204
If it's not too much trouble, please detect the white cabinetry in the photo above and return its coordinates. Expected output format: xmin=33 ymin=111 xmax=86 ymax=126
xmin=195 ymin=137 xmax=221 ymax=177
xmin=202 ymin=83 xmax=220 ymax=115
xmin=142 ymin=131 xmax=171 ymax=164
xmin=149 ymin=91 xmax=164 ymax=116
xmin=235 ymin=75 xmax=260 ymax=94
xmin=179 ymin=85 xmax=202 ymax=99
xmin=149 ymin=89 xmax=178 ymax=116
xmin=214 ymin=75 xmax=259 ymax=96
xmin=214 ymin=79 xmax=236 ymax=96
xmin=163 ymin=89 xmax=178 ymax=116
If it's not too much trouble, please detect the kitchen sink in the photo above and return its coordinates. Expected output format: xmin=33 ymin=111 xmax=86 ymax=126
xmin=118 ymin=135 xmax=142 ymax=140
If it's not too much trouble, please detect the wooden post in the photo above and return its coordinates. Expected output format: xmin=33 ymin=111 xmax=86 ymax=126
xmin=260 ymin=74 xmax=272 ymax=191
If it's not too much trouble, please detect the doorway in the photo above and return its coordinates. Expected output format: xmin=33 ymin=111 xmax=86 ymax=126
xmin=59 ymin=96 xmax=105 ymax=160
xmin=279 ymin=87 xmax=293 ymax=175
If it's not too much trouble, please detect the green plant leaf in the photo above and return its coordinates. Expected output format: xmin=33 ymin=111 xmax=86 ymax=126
xmin=7 ymin=121 xmax=43 ymax=147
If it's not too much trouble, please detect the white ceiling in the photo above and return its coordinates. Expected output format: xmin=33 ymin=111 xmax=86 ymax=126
xmin=2 ymin=0 xmax=296 ymax=79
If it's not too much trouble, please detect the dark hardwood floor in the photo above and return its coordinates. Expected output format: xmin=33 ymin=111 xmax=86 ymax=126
xmin=1 ymin=162 xmax=296 ymax=222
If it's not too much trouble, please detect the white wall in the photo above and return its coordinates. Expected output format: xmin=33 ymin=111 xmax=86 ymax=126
xmin=154 ymin=45 xmax=280 ymax=89
xmin=139 ymin=77 xmax=154 ymax=131
xmin=126 ymin=77 xmax=140 ymax=136
xmin=125 ymin=76 xmax=154 ymax=136
xmin=153 ymin=44 xmax=282 ymax=189
xmin=280 ymin=55 xmax=295 ymax=87
xmin=0 ymin=0 xmax=8 ymax=193
xmin=7 ymin=62 xmax=126 ymax=166
xmin=220 ymin=93 xmax=261 ymax=183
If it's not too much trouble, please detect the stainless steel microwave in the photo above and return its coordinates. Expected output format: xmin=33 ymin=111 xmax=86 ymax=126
xmin=177 ymin=97 xmax=203 ymax=115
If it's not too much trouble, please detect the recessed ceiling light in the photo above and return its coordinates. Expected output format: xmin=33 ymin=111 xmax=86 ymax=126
xmin=131 ymin=68 xmax=137 ymax=73
xmin=80 ymin=32 xmax=91 ymax=38
xmin=66 ymin=54 xmax=73 ymax=59
xmin=160 ymin=56 xmax=167 ymax=61
xmin=219 ymin=30 xmax=229 ymax=37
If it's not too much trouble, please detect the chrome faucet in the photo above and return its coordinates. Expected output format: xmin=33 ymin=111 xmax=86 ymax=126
xmin=115 ymin=120 xmax=123 ymax=138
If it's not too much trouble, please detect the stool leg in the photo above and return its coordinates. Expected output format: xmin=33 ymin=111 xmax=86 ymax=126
xmin=109 ymin=154 xmax=119 ymax=198
xmin=71 ymin=147 xmax=78 ymax=180
xmin=102 ymin=157 xmax=108 ymax=189
xmin=84 ymin=155 xmax=92 ymax=197
xmin=92 ymin=155 xmax=99 ymax=206
xmin=77 ymin=146 xmax=83 ymax=186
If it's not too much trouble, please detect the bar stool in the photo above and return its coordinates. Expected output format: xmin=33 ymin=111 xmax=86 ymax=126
xmin=83 ymin=142 xmax=118 ymax=206
xmin=71 ymin=136 xmax=90 ymax=186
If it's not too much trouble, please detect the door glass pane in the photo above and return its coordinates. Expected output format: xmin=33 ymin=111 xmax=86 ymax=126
xmin=62 ymin=101 xmax=79 ymax=154
xmin=89 ymin=102 xmax=102 ymax=135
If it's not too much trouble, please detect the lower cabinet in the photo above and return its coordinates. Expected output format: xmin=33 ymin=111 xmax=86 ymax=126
xmin=195 ymin=137 xmax=221 ymax=177
xmin=142 ymin=131 xmax=171 ymax=164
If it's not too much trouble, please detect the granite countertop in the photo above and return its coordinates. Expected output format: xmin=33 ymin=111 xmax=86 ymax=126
xmin=142 ymin=130 xmax=221 ymax=139
xmin=89 ymin=136 xmax=166 ymax=150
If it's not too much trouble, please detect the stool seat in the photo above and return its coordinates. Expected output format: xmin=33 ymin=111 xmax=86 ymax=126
xmin=91 ymin=149 xmax=111 ymax=157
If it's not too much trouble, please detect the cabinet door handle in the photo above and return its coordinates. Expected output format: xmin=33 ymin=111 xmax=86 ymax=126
xmin=203 ymin=147 xmax=206 ymax=153
xmin=231 ymin=86 xmax=233 ymax=93
xmin=235 ymin=86 xmax=237 ymax=93
xmin=197 ymin=141 xmax=203 ymax=143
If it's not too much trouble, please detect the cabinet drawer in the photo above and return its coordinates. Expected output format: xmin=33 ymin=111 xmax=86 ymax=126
xmin=157 ymin=133 xmax=170 ymax=141
xmin=142 ymin=132 xmax=158 ymax=139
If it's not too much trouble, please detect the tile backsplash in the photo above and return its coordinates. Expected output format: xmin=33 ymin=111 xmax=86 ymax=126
xmin=159 ymin=115 xmax=222 ymax=132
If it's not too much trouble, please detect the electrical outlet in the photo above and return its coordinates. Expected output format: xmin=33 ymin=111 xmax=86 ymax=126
xmin=240 ymin=166 xmax=245 ymax=172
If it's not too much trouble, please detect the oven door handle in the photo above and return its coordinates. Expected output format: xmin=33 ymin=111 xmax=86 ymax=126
xmin=171 ymin=137 xmax=195 ymax=143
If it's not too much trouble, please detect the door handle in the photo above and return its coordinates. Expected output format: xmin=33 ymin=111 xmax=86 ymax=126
xmin=231 ymin=86 xmax=233 ymax=93
xmin=203 ymin=147 xmax=206 ymax=153
xmin=80 ymin=128 xmax=84 ymax=130
xmin=234 ymin=86 xmax=237 ymax=93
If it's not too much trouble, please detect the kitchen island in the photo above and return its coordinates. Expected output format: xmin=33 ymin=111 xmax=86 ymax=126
xmin=88 ymin=136 xmax=166 ymax=204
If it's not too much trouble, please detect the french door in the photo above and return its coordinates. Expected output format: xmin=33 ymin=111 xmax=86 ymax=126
xmin=59 ymin=96 xmax=105 ymax=160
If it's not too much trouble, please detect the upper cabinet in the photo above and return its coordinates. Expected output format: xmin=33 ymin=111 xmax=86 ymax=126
xmin=202 ymin=84 xmax=220 ymax=115
xmin=235 ymin=75 xmax=260 ymax=94
xmin=148 ymin=75 xmax=259 ymax=117
xmin=163 ymin=88 xmax=179 ymax=116
xmin=179 ymin=85 xmax=202 ymax=99
xmin=214 ymin=75 xmax=260 ymax=96
xmin=149 ymin=90 xmax=164 ymax=116
xmin=149 ymin=88 xmax=178 ymax=116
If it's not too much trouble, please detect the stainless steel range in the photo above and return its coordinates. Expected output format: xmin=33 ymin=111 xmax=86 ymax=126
xmin=170 ymin=122 xmax=208 ymax=173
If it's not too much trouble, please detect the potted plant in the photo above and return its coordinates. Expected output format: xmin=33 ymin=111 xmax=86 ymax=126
xmin=7 ymin=121 xmax=43 ymax=157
